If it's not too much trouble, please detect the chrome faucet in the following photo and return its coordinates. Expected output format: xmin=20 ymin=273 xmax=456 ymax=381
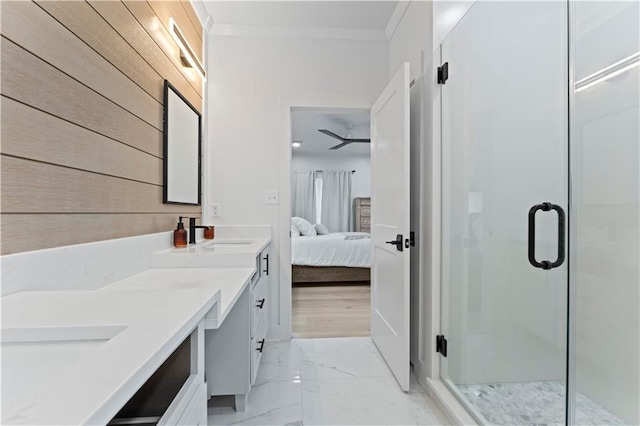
xmin=189 ymin=217 xmax=210 ymax=244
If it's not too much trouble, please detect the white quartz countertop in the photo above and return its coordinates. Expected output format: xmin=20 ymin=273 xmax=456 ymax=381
xmin=102 ymin=267 xmax=256 ymax=328
xmin=152 ymin=237 xmax=271 ymax=268
xmin=1 ymin=268 xmax=255 ymax=425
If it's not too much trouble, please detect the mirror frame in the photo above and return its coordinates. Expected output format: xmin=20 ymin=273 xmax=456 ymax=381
xmin=163 ymin=80 xmax=202 ymax=205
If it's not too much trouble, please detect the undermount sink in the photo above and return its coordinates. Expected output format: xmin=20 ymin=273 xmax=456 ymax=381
xmin=201 ymin=240 xmax=253 ymax=248
xmin=2 ymin=325 xmax=126 ymax=409
xmin=1 ymin=324 xmax=126 ymax=344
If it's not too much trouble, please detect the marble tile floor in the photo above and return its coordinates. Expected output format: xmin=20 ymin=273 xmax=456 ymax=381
xmin=208 ymin=337 xmax=448 ymax=425
xmin=457 ymin=381 xmax=626 ymax=426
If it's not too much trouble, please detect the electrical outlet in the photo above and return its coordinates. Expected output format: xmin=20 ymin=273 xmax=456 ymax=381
xmin=265 ymin=191 xmax=279 ymax=205
xmin=210 ymin=203 xmax=221 ymax=218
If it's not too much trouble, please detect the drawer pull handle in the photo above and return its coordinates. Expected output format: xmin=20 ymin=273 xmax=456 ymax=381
xmin=256 ymin=298 xmax=266 ymax=309
xmin=256 ymin=339 xmax=265 ymax=353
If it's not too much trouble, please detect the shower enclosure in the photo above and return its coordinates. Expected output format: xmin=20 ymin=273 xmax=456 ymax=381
xmin=439 ymin=1 xmax=639 ymax=425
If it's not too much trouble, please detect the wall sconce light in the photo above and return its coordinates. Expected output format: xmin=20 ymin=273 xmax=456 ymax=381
xmin=169 ymin=17 xmax=206 ymax=81
xmin=292 ymin=141 xmax=303 ymax=148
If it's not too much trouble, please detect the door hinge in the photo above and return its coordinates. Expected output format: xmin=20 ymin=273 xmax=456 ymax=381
xmin=409 ymin=231 xmax=416 ymax=247
xmin=436 ymin=335 xmax=448 ymax=357
xmin=437 ymin=62 xmax=449 ymax=84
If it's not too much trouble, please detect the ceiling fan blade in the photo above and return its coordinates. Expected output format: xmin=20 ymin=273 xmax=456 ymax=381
xmin=329 ymin=141 xmax=351 ymax=150
xmin=344 ymin=138 xmax=370 ymax=143
xmin=318 ymin=129 xmax=346 ymax=142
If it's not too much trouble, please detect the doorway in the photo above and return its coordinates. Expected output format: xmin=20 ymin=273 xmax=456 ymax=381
xmin=289 ymin=107 xmax=372 ymax=339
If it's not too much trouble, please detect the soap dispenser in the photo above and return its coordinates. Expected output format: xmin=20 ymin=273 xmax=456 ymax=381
xmin=173 ymin=216 xmax=187 ymax=248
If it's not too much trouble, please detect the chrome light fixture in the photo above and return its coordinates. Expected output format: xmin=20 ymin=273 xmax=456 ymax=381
xmin=169 ymin=17 xmax=206 ymax=81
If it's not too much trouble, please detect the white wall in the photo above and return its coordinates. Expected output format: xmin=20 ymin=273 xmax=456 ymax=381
xmin=387 ymin=0 xmax=434 ymax=390
xmin=433 ymin=1 xmax=476 ymax=48
xmin=388 ymin=1 xmax=430 ymax=82
xmin=206 ymin=35 xmax=388 ymax=338
xmin=292 ymin=152 xmax=371 ymax=210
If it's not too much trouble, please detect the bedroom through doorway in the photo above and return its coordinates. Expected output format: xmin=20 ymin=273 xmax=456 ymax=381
xmin=290 ymin=108 xmax=372 ymax=338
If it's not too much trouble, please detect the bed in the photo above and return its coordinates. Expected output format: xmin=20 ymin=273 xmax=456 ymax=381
xmin=291 ymin=232 xmax=371 ymax=284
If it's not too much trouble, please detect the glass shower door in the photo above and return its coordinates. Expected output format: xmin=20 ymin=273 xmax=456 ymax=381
xmin=571 ymin=1 xmax=640 ymax=424
xmin=440 ymin=2 xmax=570 ymax=424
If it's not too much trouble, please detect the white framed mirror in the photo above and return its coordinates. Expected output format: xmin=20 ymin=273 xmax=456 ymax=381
xmin=163 ymin=80 xmax=201 ymax=205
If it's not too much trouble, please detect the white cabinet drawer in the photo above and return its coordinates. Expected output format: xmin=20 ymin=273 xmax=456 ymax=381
xmin=251 ymin=276 xmax=268 ymax=334
xmin=158 ymin=375 xmax=205 ymax=426
xmin=250 ymin=318 xmax=268 ymax=385
xmin=177 ymin=381 xmax=207 ymax=426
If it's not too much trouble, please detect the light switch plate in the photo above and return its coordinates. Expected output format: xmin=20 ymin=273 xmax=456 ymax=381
xmin=265 ymin=191 xmax=279 ymax=205
xmin=210 ymin=203 xmax=221 ymax=217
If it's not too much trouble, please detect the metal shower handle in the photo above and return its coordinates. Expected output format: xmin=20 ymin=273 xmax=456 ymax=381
xmin=528 ymin=202 xmax=565 ymax=270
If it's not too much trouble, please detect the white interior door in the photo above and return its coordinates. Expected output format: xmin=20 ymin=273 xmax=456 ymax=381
xmin=370 ymin=62 xmax=410 ymax=391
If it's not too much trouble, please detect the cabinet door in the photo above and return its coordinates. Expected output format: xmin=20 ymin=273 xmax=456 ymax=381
xmin=251 ymin=318 xmax=269 ymax=385
xmin=259 ymin=245 xmax=271 ymax=278
xmin=258 ymin=243 xmax=272 ymax=325
xmin=251 ymin=276 xmax=268 ymax=335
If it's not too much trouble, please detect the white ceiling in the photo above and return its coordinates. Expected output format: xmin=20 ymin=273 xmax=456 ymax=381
xmin=291 ymin=108 xmax=370 ymax=156
xmin=204 ymin=1 xmax=398 ymax=31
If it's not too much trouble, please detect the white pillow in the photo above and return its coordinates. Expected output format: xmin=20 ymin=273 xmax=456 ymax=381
xmin=291 ymin=224 xmax=301 ymax=237
xmin=292 ymin=217 xmax=317 ymax=236
xmin=314 ymin=223 xmax=330 ymax=235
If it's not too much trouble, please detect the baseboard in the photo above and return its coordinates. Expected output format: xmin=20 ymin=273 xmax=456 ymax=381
xmin=425 ymin=378 xmax=478 ymax=426
xmin=267 ymin=324 xmax=290 ymax=341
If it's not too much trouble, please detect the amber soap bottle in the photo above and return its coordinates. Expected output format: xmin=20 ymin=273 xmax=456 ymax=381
xmin=173 ymin=216 xmax=187 ymax=248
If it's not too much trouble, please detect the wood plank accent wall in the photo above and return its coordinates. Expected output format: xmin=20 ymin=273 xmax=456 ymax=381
xmin=1 ymin=1 xmax=204 ymax=255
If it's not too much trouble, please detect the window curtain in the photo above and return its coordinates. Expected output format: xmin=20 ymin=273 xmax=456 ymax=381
xmin=320 ymin=171 xmax=352 ymax=232
xmin=291 ymin=171 xmax=316 ymax=223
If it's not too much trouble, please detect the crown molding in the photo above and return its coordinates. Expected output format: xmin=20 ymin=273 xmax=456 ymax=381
xmin=195 ymin=0 xmax=412 ymax=42
xmin=385 ymin=0 xmax=412 ymax=40
xmin=189 ymin=0 xmax=214 ymax=34
xmin=210 ymin=24 xmax=388 ymax=42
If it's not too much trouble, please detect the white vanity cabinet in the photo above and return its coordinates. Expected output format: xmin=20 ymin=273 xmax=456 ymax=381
xmin=109 ymin=322 xmax=208 ymax=426
xmin=205 ymin=243 xmax=271 ymax=411
xmin=251 ymin=244 xmax=271 ymax=384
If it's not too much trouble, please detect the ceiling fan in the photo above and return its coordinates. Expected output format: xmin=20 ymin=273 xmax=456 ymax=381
xmin=318 ymin=124 xmax=370 ymax=150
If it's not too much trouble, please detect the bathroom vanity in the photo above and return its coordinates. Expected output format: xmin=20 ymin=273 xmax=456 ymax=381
xmin=1 ymin=285 xmax=219 ymax=425
xmin=152 ymin=237 xmax=273 ymax=410
xmin=1 ymin=228 xmax=273 ymax=424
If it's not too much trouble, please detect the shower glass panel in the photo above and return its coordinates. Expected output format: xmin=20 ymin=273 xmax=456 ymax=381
xmin=440 ymin=2 xmax=569 ymax=424
xmin=571 ymin=1 xmax=640 ymax=424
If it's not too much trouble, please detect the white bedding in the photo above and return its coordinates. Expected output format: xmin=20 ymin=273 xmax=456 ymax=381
xmin=291 ymin=232 xmax=372 ymax=268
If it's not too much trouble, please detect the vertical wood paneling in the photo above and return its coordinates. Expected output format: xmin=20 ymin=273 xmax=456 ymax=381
xmin=0 ymin=0 xmax=203 ymax=255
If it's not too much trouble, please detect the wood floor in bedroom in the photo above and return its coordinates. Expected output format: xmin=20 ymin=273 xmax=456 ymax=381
xmin=292 ymin=283 xmax=370 ymax=338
